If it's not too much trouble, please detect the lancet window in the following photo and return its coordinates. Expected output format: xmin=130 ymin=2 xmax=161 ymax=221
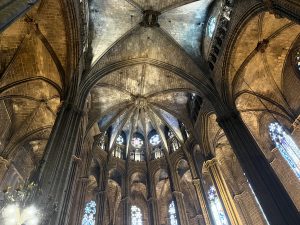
xmin=131 ymin=205 xmax=143 ymax=225
xmin=81 ymin=201 xmax=96 ymax=225
xmin=168 ymin=131 xmax=180 ymax=152
xmin=169 ymin=201 xmax=178 ymax=225
xmin=207 ymin=186 xmax=229 ymax=225
xmin=269 ymin=122 xmax=300 ymax=179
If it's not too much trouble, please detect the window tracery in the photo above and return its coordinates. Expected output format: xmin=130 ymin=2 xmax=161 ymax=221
xmin=207 ymin=186 xmax=229 ymax=225
xmin=269 ymin=122 xmax=300 ymax=179
xmin=131 ymin=137 xmax=144 ymax=149
xmin=149 ymin=134 xmax=161 ymax=146
xmin=116 ymin=135 xmax=124 ymax=145
xmin=81 ymin=201 xmax=96 ymax=225
xmin=168 ymin=131 xmax=180 ymax=152
xmin=169 ymin=201 xmax=178 ymax=225
xmin=131 ymin=205 xmax=143 ymax=225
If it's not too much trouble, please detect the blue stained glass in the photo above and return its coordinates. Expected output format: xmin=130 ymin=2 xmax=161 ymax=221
xmin=169 ymin=201 xmax=178 ymax=225
xmin=269 ymin=122 xmax=300 ymax=179
xmin=208 ymin=17 xmax=216 ymax=38
xmin=82 ymin=201 xmax=96 ymax=225
xmin=207 ymin=186 xmax=229 ymax=225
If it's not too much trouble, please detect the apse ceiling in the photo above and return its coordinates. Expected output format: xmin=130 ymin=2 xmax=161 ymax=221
xmin=87 ymin=0 xmax=214 ymax=160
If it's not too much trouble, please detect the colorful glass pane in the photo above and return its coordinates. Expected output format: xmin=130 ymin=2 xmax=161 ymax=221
xmin=269 ymin=122 xmax=300 ymax=179
xmin=208 ymin=17 xmax=216 ymax=38
xmin=207 ymin=186 xmax=229 ymax=225
xmin=82 ymin=201 xmax=96 ymax=225
xmin=116 ymin=135 xmax=124 ymax=145
xmin=131 ymin=137 xmax=144 ymax=149
xmin=149 ymin=134 xmax=161 ymax=146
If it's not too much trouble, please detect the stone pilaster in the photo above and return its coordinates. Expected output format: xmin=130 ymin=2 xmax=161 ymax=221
xmin=29 ymin=102 xmax=86 ymax=225
xmin=205 ymin=159 xmax=242 ymax=225
xmin=191 ymin=178 xmax=212 ymax=225
xmin=147 ymin=196 xmax=159 ymax=225
xmin=0 ymin=157 xmax=9 ymax=186
xmin=215 ymin=110 xmax=300 ymax=224
xmin=172 ymin=191 xmax=190 ymax=225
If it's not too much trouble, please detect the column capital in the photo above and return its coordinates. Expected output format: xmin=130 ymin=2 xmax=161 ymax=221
xmin=147 ymin=196 xmax=157 ymax=202
xmin=0 ymin=156 xmax=9 ymax=168
xmin=121 ymin=196 xmax=129 ymax=201
xmin=192 ymin=178 xmax=201 ymax=185
xmin=204 ymin=158 xmax=218 ymax=169
xmin=172 ymin=191 xmax=184 ymax=198
xmin=292 ymin=115 xmax=300 ymax=131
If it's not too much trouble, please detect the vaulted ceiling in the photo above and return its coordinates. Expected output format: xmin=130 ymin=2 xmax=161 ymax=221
xmin=86 ymin=0 xmax=216 ymax=159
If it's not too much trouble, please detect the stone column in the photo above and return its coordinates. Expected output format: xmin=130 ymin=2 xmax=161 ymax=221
xmin=172 ymin=190 xmax=190 ymax=225
xmin=205 ymin=158 xmax=243 ymax=225
xmin=121 ymin=196 xmax=130 ymax=225
xmin=191 ymin=178 xmax=211 ymax=225
xmin=0 ymin=157 xmax=9 ymax=188
xmin=162 ymin=149 xmax=190 ymax=225
xmin=216 ymin=110 xmax=300 ymax=224
xmin=147 ymin=196 xmax=159 ymax=225
xmin=30 ymin=102 xmax=86 ymax=225
xmin=182 ymin=146 xmax=212 ymax=225
xmin=215 ymin=145 xmax=267 ymax=225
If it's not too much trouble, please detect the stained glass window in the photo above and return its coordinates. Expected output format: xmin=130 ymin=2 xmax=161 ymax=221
xmin=169 ymin=201 xmax=178 ymax=225
xmin=131 ymin=205 xmax=143 ymax=225
xmin=116 ymin=135 xmax=124 ymax=145
xmin=269 ymin=122 xmax=300 ymax=179
xmin=295 ymin=50 xmax=300 ymax=72
xmin=82 ymin=201 xmax=96 ymax=225
xmin=131 ymin=137 xmax=144 ymax=149
xmin=149 ymin=134 xmax=161 ymax=146
xmin=207 ymin=17 xmax=216 ymax=38
xmin=207 ymin=186 xmax=229 ymax=225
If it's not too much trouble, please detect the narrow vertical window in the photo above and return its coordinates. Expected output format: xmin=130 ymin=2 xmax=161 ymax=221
xmin=131 ymin=205 xmax=143 ymax=225
xmin=82 ymin=201 xmax=96 ymax=225
xmin=169 ymin=201 xmax=178 ymax=225
xmin=269 ymin=122 xmax=300 ymax=179
xmin=207 ymin=186 xmax=229 ymax=225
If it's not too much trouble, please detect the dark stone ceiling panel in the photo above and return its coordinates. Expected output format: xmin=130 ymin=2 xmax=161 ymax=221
xmin=130 ymin=0 xmax=198 ymax=11
xmin=89 ymin=0 xmax=142 ymax=63
xmin=97 ymin=64 xmax=196 ymax=97
xmin=92 ymin=27 xmax=203 ymax=79
xmin=159 ymin=0 xmax=213 ymax=61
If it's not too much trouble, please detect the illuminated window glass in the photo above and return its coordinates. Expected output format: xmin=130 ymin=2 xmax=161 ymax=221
xmin=131 ymin=137 xmax=144 ymax=149
xmin=153 ymin=147 xmax=163 ymax=159
xmin=269 ymin=122 xmax=300 ymax=179
xmin=149 ymin=134 xmax=161 ymax=146
xmin=295 ymin=50 xmax=300 ymax=71
xmin=113 ymin=146 xmax=122 ymax=159
xmin=131 ymin=205 xmax=143 ymax=225
xmin=116 ymin=135 xmax=124 ymax=145
xmin=82 ymin=201 xmax=96 ymax=225
xmin=207 ymin=17 xmax=216 ymax=38
xmin=169 ymin=201 xmax=178 ymax=225
xmin=207 ymin=186 xmax=229 ymax=225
